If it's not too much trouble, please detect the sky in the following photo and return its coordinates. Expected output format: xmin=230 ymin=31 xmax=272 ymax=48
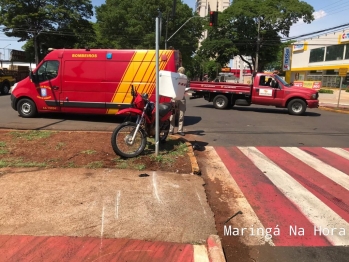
xmin=1 ymin=0 xmax=349 ymax=60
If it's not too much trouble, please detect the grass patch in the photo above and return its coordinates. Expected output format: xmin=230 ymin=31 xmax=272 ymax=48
xmin=114 ymin=159 xmax=129 ymax=169
xmin=81 ymin=150 xmax=97 ymax=155
xmin=66 ymin=161 xmax=77 ymax=168
xmin=318 ymin=89 xmax=334 ymax=94
xmin=0 ymin=141 xmax=8 ymax=154
xmin=135 ymin=164 xmax=146 ymax=170
xmin=0 ymin=158 xmax=47 ymax=168
xmin=147 ymin=139 xmax=188 ymax=164
xmin=55 ymin=142 xmax=65 ymax=150
xmin=86 ymin=161 xmax=104 ymax=169
xmin=10 ymin=130 xmax=53 ymax=141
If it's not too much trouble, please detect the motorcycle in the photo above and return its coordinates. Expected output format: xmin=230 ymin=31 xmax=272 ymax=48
xmin=111 ymin=85 xmax=174 ymax=158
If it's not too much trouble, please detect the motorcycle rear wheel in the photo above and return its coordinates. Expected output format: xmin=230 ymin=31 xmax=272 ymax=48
xmin=111 ymin=122 xmax=147 ymax=158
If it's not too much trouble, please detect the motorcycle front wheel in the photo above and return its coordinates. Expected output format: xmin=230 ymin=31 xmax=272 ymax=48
xmin=111 ymin=122 xmax=147 ymax=158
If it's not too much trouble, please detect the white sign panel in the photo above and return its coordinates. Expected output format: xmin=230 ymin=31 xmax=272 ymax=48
xmin=259 ymin=89 xmax=273 ymax=96
xmin=283 ymin=47 xmax=291 ymax=71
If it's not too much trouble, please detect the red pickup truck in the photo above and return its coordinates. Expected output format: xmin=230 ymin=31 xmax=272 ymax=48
xmin=189 ymin=73 xmax=319 ymax=115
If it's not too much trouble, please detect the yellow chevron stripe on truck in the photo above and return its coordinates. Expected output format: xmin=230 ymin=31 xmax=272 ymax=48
xmin=107 ymin=50 xmax=173 ymax=115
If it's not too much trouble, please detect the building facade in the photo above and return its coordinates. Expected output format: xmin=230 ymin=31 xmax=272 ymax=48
xmin=196 ymin=0 xmax=230 ymax=17
xmin=287 ymin=28 xmax=349 ymax=88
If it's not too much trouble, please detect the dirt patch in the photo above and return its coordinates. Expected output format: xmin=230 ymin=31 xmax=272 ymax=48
xmin=195 ymin=149 xmax=252 ymax=262
xmin=0 ymin=130 xmax=192 ymax=173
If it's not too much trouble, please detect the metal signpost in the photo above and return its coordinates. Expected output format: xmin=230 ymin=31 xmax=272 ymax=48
xmin=337 ymin=68 xmax=348 ymax=108
xmin=155 ymin=15 xmax=160 ymax=156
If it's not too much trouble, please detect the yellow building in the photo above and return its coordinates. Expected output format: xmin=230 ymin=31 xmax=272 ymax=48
xmin=286 ymin=29 xmax=349 ymax=88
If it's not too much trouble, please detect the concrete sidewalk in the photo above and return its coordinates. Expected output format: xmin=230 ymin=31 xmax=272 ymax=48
xmin=0 ymin=166 xmax=224 ymax=261
xmin=319 ymin=89 xmax=349 ymax=109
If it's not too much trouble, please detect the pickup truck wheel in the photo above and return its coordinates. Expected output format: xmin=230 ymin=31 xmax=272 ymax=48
xmin=17 ymin=98 xmax=37 ymax=118
xmin=213 ymin=95 xmax=229 ymax=109
xmin=288 ymin=99 xmax=306 ymax=115
xmin=1 ymin=82 xmax=10 ymax=95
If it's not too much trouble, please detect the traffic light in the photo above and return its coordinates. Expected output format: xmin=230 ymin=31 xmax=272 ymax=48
xmin=209 ymin=11 xmax=218 ymax=26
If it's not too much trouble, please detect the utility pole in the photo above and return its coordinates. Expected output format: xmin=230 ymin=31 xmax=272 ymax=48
xmin=255 ymin=18 xmax=260 ymax=73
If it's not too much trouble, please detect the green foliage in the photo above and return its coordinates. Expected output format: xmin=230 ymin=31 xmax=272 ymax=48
xmin=345 ymin=88 xmax=349 ymax=93
xmin=0 ymin=0 xmax=94 ymax=63
xmin=318 ymin=89 xmax=334 ymax=94
xmin=95 ymin=0 xmax=204 ymax=65
xmin=264 ymin=40 xmax=296 ymax=72
xmin=199 ymin=0 xmax=314 ymax=71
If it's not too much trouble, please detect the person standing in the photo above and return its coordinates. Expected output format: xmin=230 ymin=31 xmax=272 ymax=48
xmin=169 ymin=67 xmax=186 ymax=136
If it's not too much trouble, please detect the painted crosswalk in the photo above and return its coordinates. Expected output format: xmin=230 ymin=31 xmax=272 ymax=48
xmin=207 ymin=146 xmax=349 ymax=246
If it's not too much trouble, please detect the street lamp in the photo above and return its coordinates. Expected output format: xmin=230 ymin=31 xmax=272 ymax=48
xmin=165 ymin=16 xmax=206 ymax=49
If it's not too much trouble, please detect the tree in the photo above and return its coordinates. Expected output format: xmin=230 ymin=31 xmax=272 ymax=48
xmin=95 ymin=0 xmax=204 ymax=66
xmin=0 ymin=0 xmax=94 ymax=65
xmin=264 ymin=40 xmax=296 ymax=73
xmin=199 ymin=0 xmax=314 ymax=72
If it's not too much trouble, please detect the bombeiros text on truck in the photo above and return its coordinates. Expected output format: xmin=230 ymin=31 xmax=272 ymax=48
xmin=189 ymin=72 xmax=319 ymax=116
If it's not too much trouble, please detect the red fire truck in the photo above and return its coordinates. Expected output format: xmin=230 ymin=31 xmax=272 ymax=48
xmin=10 ymin=48 xmax=181 ymax=117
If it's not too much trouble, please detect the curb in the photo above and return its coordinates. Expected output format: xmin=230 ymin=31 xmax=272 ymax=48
xmin=170 ymin=135 xmax=201 ymax=176
xmin=318 ymin=106 xmax=349 ymax=114
xmin=206 ymin=235 xmax=226 ymax=262
xmin=185 ymin=140 xmax=201 ymax=176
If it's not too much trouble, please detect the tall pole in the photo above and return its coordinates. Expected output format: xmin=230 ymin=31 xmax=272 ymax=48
xmin=255 ymin=18 xmax=260 ymax=73
xmin=155 ymin=15 xmax=160 ymax=156
xmin=337 ymin=76 xmax=343 ymax=108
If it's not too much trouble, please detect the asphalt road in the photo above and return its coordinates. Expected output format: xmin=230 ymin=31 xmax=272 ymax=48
xmin=1 ymin=94 xmax=349 ymax=148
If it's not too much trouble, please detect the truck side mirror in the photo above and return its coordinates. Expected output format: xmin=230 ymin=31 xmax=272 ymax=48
xmin=29 ymin=71 xmax=39 ymax=84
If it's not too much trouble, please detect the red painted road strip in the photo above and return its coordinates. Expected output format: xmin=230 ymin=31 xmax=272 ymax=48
xmin=0 ymin=235 xmax=194 ymax=262
xmin=215 ymin=147 xmax=330 ymax=246
xmin=300 ymin=147 xmax=349 ymax=176
xmin=258 ymin=147 xmax=349 ymax=224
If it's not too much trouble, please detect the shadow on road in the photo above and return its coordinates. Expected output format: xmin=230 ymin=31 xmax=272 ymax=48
xmin=31 ymin=113 xmax=128 ymax=123
xmin=184 ymin=116 xmax=202 ymax=126
xmin=193 ymin=105 xmax=322 ymax=117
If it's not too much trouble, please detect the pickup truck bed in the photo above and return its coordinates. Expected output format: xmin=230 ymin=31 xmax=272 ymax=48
xmin=189 ymin=81 xmax=251 ymax=95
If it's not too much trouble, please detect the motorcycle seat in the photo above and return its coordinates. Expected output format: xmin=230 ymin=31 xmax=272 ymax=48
xmin=158 ymin=103 xmax=172 ymax=117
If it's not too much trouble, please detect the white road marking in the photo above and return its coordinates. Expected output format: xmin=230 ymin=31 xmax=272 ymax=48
xmin=195 ymin=188 xmax=207 ymax=217
xmin=152 ymin=172 xmax=161 ymax=203
xmin=324 ymin=147 xmax=349 ymax=161
xmin=239 ymin=147 xmax=349 ymax=246
xmin=115 ymin=190 xmax=121 ymax=220
xmin=282 ymin=147 xmax=349 ymax=191
xmin=193 ymin=245 xmax=209 ymax=262
xmin=204 ymin=146 xmax=273 ymax=246
xmin=100 ymin=205 xmax=105 ymax=252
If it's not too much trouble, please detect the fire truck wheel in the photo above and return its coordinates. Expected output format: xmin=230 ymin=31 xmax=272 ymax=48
xmin=1 ymin=82 xmax=10 ymax=95
xmin=288 ymin=99 xmax=306 ymax=116
xmin=213 ymin=95 xmax=229 ymax=109
xmin=17 ymin=98 xmax=37 ymax=118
